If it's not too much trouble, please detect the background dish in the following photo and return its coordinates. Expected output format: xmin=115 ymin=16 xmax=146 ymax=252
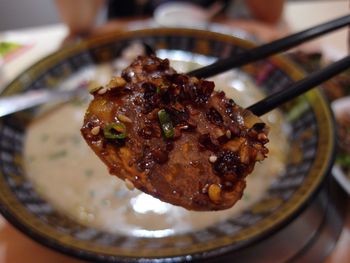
xmin=332 ymin=96 xmax=350 ymax=195
xmin=0 ymin=28 xmax=335 ymax=262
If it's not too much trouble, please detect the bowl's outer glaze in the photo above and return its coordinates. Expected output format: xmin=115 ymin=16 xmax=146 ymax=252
xmin=0 ymin=28 xmax=335 ymax=262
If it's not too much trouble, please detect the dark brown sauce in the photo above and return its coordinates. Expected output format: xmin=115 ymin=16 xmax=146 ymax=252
xmin=81 ymin=55 xmax=269 ymax=211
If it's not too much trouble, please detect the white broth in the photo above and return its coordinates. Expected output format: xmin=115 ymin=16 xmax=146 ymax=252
xmin=24 ymin=61 xmax=288 ymax=237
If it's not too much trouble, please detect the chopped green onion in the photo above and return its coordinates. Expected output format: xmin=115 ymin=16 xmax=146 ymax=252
xmin=158 ymin=109 xmax=174 ymax=139
xmin=157 ymin=82 xmax=168 ymax=93
xmin=84 ymin=169 xmax=94 ymax=177
xmin=103 ymin=123 xmax=127 ymax=140
xmin=71 ymin=98 xmax=85 ymax=107
xmin=40 ymin=133 xmax=49 ymax=142
xmin=48 ymin=150 xmax=67 ymax=160
xmin=243 ymin=193 xmax=250 ymax=201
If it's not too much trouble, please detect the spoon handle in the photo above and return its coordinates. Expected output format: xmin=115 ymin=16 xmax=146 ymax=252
xmin=0 ymin=88 xmax=82 ymax=117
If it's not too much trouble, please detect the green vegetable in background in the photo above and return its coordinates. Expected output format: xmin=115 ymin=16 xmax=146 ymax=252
xmin=0 ymin=42 xmax=21 ymax=57
xmin=337 ymin=153 xmax=350 ymax=168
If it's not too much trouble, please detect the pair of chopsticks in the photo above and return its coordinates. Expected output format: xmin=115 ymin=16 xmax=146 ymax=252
xmin=188 ymin=14 xmax=350 ymax=116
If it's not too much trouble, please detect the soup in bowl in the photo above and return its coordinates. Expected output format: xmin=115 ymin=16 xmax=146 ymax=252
xmin=0 ymin=28 xmax=335 ymax=262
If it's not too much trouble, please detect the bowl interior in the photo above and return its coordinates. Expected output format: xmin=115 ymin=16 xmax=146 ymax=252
xmin=0 ymin=28 xmax=335 ymax=261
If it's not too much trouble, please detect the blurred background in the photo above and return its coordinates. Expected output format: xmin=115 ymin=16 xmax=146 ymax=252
xmin=0 ymin=0 xmax=60 ymax=31
xmin=0 ymin=0 xmax=349 ymax=263
xmin=0 ymin=0 xmax=339 ymax=31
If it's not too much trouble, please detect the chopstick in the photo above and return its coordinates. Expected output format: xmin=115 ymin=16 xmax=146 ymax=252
xmin=188 ymin=14 xmax=350 ymax=78
xmin=247 ymin=55 xmax=350 ymax=116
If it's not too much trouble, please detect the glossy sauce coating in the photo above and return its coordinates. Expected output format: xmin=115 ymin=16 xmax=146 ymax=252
xmin=81 ymin=55 xmax=269 ymax=211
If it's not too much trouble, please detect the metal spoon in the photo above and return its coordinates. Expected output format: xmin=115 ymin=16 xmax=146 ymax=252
xmin=0 ymin=43 xmax=154 ymax=118
xmin=0 ymin=87 xmax=86 ymax=117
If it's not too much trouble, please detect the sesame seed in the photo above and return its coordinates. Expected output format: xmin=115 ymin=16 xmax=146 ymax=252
xmin=91 ymin=126 xmax=100 ymax=135
xmin=209 ymin=155 xmax=217 ymax=163
xmin=208 ymin=184 xmax=221 ymax=203
xmin=117 ymin=114 xmax=132 ymax=123
xmin=190 ymin=77 xmax=199 ymax=84
xmin=107 ymin=76 xmax=127 ymax=89
xmin=98 ymin=87 xmax=107 ymax=95
xmin=93 ymin=140 xmax=103 ymax=149
xmin=201 ymin=183 xmax=209 ymax=194
xmin=125 ymin=178 xmax=135 ymax=190
xmin=226 ymin=130 xmax=231 ymax=139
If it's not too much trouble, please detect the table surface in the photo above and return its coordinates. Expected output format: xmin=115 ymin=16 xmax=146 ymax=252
xmin=0 ymin=1 xmax=349 ymax=262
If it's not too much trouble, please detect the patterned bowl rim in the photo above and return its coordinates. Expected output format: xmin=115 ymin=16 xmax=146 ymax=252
xmin=0 ymin=28 xmax=335 ymax=261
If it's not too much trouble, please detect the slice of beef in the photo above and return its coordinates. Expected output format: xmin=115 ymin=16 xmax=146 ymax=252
xmin=81 ymin=55 xmax=269 ymax=211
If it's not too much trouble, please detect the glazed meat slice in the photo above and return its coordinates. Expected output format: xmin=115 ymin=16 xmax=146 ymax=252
xmin=81 ymin=55 xmax=269 ymax=211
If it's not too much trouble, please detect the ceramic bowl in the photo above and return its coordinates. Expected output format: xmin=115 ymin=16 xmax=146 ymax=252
xmin=0 ymin=28 xmax=335 ymax=262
